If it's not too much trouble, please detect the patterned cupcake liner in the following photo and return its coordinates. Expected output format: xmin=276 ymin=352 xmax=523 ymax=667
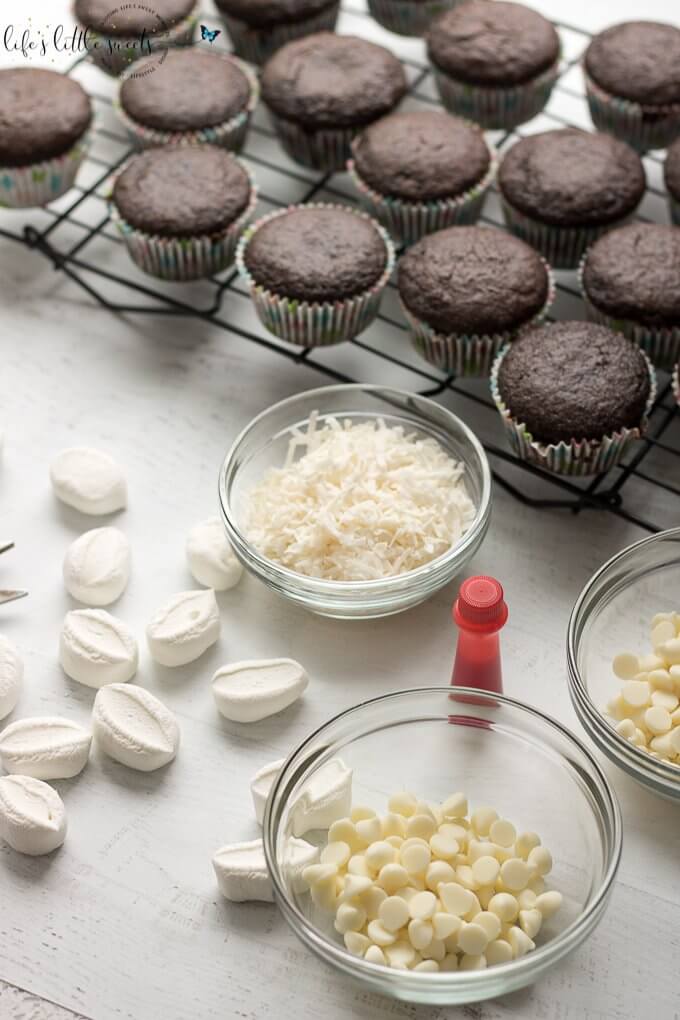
xmin=267 ymin=111 xmax=356 ymax=173
xmin=108 ymin=158 xmax=257 ymax=281
xmin=402 ymin=261 xmax=555 ymax=377
xmin=432 ymin=58 xmax=561 ymax=131
xmin=220 ymin=1 xmax=339 ymax=65
xmin=235 ymin=203 xmax=396 ymax=347
xmin=673 ymin=365 xmax=680 ymax=408
xmin=668 ymin=194 xmax=680 ymax=227
xmin=77 ymin=2 xmax=198 ymax=77
xmin=490 ymin=344 xmax=657 ymax=477
xmin=0 ymin=132 xmax=90 ymax=209
xmin=584 ymin=71 xmax=680 ymax=153
xmin=114 ymin=53 xmax=259 ymax=151
xmin=367 ymin=0 xmax=460 ymax=37
xmin=346 ymin=137 xmax=497 ymax=246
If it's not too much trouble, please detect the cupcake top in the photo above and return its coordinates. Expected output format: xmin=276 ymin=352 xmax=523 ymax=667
xmin=664 ymin=138 xmax=680 ymax=200
xmin=427 ymin=1 xmax=560 ymax=87
xmin=584 ymin=21 xmax=680 ymax=106
xmin=582 ymin=223 xmax=680 ymax=329
xmin=351 ymin=111 xmax=490 ymax=202
xmin=243 ymin=206 xmax=388 ymax=302
xmin=497 ymin=322 xmax=651 ymax=445
xmin=113 ymin=147 xmax=251 ymax=236
xmin=120 ymin=49 xmax=252 ymax=132
xmin=261 ymin=33 xmax=407 ymax=128
xmin=0 ymin=69 xmax=91 ymax=168
xmin=498 ymin=129 xmax=645 ymax=228
xmin=398 ymin=226 xmax=549 ymax=336
xmin=214 ymin=0 xmax=334 ymax=27
xmin=75 ymin=0 xmax=195 ymax=34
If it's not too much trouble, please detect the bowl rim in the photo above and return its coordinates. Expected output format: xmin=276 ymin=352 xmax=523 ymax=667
xmin=567 ymin=526 xmax=680 ymax=791
xmin=263 ymin=685 xmax=622 ymax=994
xmin=218 ymin=383 xmax=492 ymax=595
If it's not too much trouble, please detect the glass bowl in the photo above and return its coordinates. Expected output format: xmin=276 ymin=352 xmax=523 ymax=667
xmin=568 ymin=527 xmax=680 ymax=801
xmin=263 ymin=688 xmax=621 ymax=1005
xmin=218 ymin=385 xmax=491 ymax=619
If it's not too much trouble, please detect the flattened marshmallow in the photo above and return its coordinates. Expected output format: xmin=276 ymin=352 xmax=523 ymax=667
xmin=146 ymin=589 xmax=220 ymax=667
xmin=212 ymin=658 xmax=308 ymax=723
xmin=212 ymin=839 xmax=274 ymax=902
xmin=0 ymin=717 xmax=91 ymax=779
xmin=0 ymin=774 xmax=67 ymax=855
xmin=0 ymin=636 xmax=22 ymax=721
xmin=290 ymin=758 xmax=353 ymax=836
xmin=60 ymin=609 xmax=138 ymax=688
xmin=186 ymin=517 xmax=243 ymax=591
xmin=250 ymin=758 xmax=285 ymax=825
xmin=50 ymin=447 xmax=127 ymax=516
xmin=93 ymin=683 xmax=179 ymax=771
xmin=63 ymin=527 xmax=130 ymax=606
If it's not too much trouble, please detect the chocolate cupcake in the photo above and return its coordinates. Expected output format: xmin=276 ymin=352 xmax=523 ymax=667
xmin=580 ymin=223 xmax=680 ymax=370
xmin=427 ymin=1 xmax=560 ymax=130
xmin=348 ymin=110 xmax=496 ymax=245
xmin=491 ymin=322 xmax=655 ymax=476
xmin=236 ymin=204 xmax=395 ymax=346
xmin=213 ymin=0 xmax=340 ymax=64
xmin=498 ymin=129 xmax=645 ymax=269
xmin=115 ymin=48 xmax=258 ymax=151
xmin=584 ymin=21 xmax=680 ymax=151
xmin=75 ymin=0 xmax=198 ymax=76
xmin=261 ymin=33 xmax=407 ymax=171
xmin=110 ymin=146 xmax=257 ymax=281
xmin=664 ymin=140 xmax=680 ymax=226
xmin=367 ymin=0 xmax=459 ymax=38
xmin=398 ymin=226 xmax=553 ymax=376
xmin=0 ymin=69 xmax=91 ymax=208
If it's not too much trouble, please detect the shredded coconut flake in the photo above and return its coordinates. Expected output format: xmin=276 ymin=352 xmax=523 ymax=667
xmin=244 ymin=414 xmax=477 ymax=582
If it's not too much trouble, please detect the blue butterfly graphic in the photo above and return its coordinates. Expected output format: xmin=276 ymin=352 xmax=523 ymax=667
xmin=201 ymin=24 xmax=221 ymax=43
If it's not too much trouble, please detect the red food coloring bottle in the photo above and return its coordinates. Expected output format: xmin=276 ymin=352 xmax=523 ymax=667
xmin=451 ymin=576 xmax=508 ymax=696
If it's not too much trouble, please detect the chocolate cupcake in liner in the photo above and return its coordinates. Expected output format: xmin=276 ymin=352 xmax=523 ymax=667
xmin=109 ymin=146 xmax=257 ymax=282
xmin=490 ymin=323 xmax=657 ymax=477
xmin=664 ymin=140 xmax=680 ymax=227
xmin=115 ymin=49 xmax=259 ymax=151
xmin=367 ymin=0 xmax=459 ymax=38
xmin=578 ymin=224 xmax=680 ymax=372
xmin=75 ymin=0 xmax=199 ymax=77
xmin=215 ymin=0 xmax=339 ymax=65
xmin=235 ymin=204 xmax=395 ymax=348
xmin=397 ymin=226 xmax=555 ymax=377
xmin=0 ymin=133 xmax=91 ymax=209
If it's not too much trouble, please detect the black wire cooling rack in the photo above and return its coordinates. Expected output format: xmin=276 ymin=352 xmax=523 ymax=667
xmin=1 ymin=2 xmax=679 ymax=534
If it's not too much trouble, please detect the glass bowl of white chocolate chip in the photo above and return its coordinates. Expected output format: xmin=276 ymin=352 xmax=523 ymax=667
xmin=263 ymin=688 xmax=621 ymax=1005
xmin=568 ymin=527 xmax=680 ymax=801
xmin=218 ymin=384 xmax=491 ymax=619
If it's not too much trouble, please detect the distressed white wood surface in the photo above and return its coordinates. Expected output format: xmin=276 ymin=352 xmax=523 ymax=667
xmin=1 ymin=2 xmax=680 ymax=1018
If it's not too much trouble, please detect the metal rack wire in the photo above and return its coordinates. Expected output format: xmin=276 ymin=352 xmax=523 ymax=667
xmin=1 ymin=2 xmax=678 ymax=534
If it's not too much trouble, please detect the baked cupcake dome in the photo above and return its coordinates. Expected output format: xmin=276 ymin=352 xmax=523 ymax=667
xmin=261 ymin=32 xmax=407 ymax=171
xmin=426 ymin=0 xmax=560 ymax=129
xmin=584 ymin=21 xmax=680 ymax=151
xmin=213 ymin=0 xmax=340 ymax=64
xmin=75 ymin=0 xmax=197 ymax=75
xmin=498 ymin=128 xmax=645 ymax=268
xmin=664 ymin=140 xmax=680 ymax=226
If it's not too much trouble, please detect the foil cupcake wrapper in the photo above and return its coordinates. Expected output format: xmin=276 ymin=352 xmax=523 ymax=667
xmin=402 ymin=260 xmax=555 ymax=377
xmin=346 ymin=137 xmax=497 ymax=246
xmin=367 ymin=0 xmax=460 ymax=37
xmin=577 ymin=253 xmax=680 ymax=371
xmin=235 ymin=203 xmax=396 ymax=347
xmin=0 ymin=132 xmax=90 ymax=209
xmin=668 ymin=194 xmax=680 ymax=227
xmin=490 ymin=344 xmax=657 ymax=477
xmin=501 ymin=198 xmax=632 ymax=271
xmin=220 ymin=2 xmax=339 ymax=64
xmin=584 ymin=70 xmax=680 ymax=152
xmin=432 ymin=57 xmax=560 ymax=131
xmin=267 ymin=111 xmax=356 ymax=173
xmin=109 ymin=158 xmax=257 ymax=281
xmin=77 ymin=2 xmax=198 ymax=77
xmin=114 ymin=53 xmax=259 ymax=151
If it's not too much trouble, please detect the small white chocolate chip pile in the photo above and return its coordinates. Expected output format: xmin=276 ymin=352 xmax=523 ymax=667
xmin=301 ymin=792 xmax=562 ymax=973
xmin=606 ymin=612 xmax=680 ymax=767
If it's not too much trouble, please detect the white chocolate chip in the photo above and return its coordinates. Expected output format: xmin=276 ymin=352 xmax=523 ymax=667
xmin=345 ymin=932 xmax=371 ymax=957
xmin=612 ymin=653 xmax=640 ymax=679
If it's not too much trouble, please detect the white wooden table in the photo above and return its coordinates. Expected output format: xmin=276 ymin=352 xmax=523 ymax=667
xmin=1 ymin=3 xmax=679 ymax=1018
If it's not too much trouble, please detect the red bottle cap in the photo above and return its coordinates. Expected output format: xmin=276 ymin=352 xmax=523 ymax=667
xmin=453 ymin=576 xmax=508 ymax=633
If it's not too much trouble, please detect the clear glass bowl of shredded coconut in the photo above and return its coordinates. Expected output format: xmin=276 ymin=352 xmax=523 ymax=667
xmin=219 ymin=385 xmax=491 ymax=618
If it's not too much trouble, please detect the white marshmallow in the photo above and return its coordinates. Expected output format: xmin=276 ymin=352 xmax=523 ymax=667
xmin=0 ymin=775 xmax=67 ymax=856
xmin=290 ymin=758 xmax=352 ymax=836
xmin=50 ymin=447 xmax=127 ymax=515
xmin=186 ymin=516 xmax=243 ymax=591
xmin=63 ymin=527 xmax=130 ymax=606
xmin=250 ymin=758 xmax=285 ymax=826
xmin=92 ymin=683 xmax=179 ymax=771
xmin=60 ymin=609 xmax=138 ymax=688
xmin=146 ymin=589 xmax=220 ymax=667
xmin=212 ymin=839 xmax=274 ymax=902
xmin=212 ymin=658 xmax=308 ymax=723
xmin=0 ymin=717 xmax=91 ymax=779
xmin=0 ymin=636 xmax=22 ymax=720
